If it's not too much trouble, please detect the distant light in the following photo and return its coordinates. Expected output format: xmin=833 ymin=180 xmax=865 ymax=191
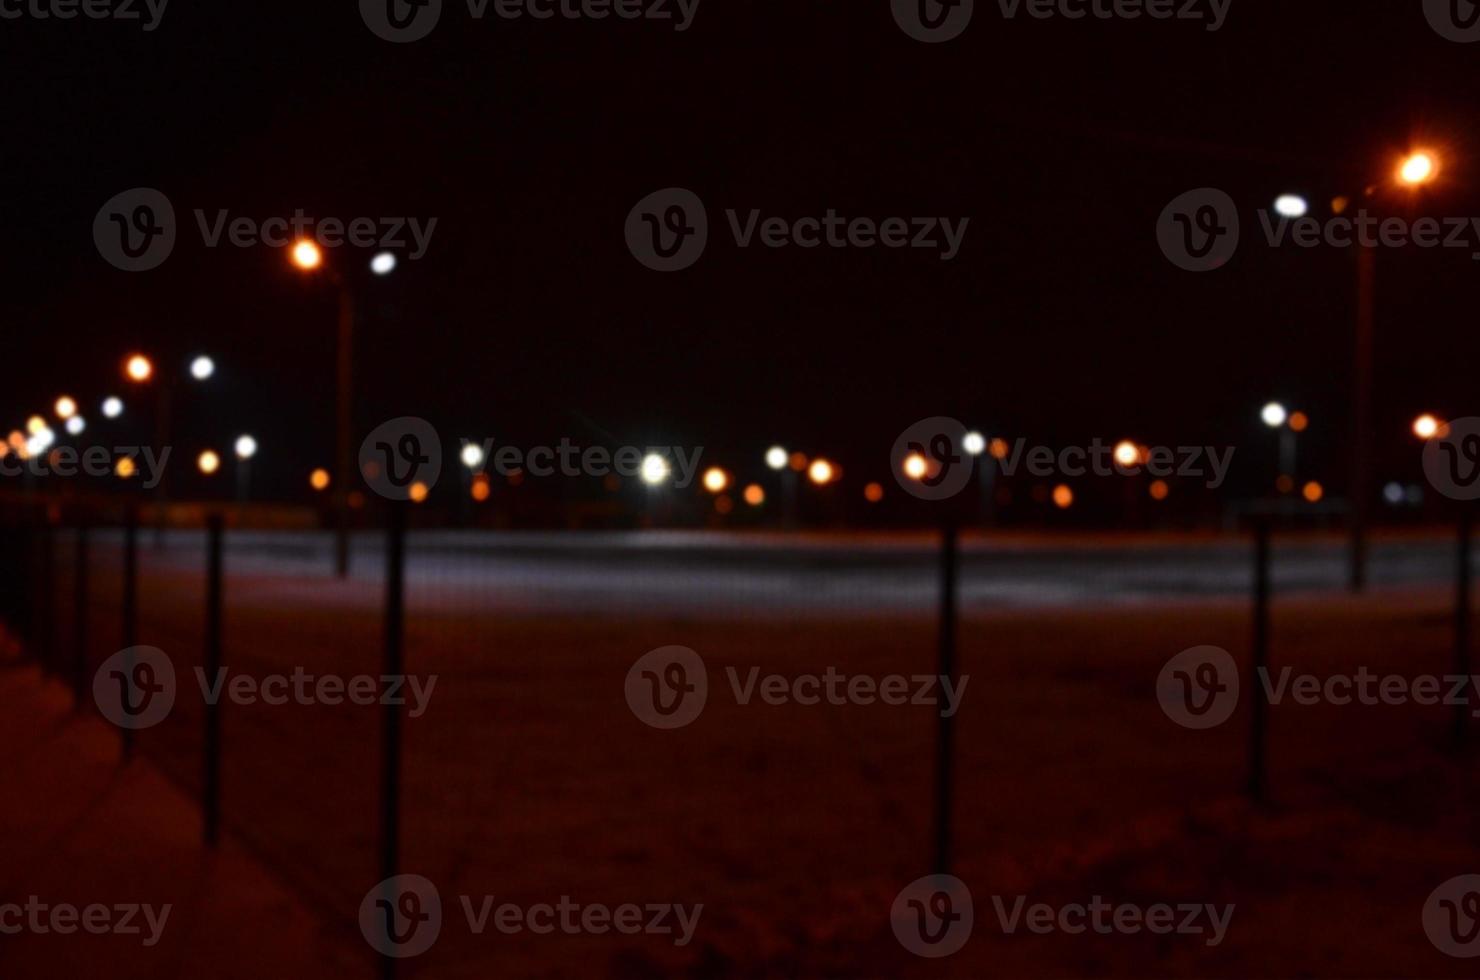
xmin=808 ymin=459 xmax=835 ymax=486
xmin=1383 ymin=482 xmax=1405 ymax=506
xmin=310 ymin=468 xmax=331 ymax=491
xmin=197 ymin=450 xmax=221 ymax=475
xmin=1149 ymin=479 xmax=1170 ymax=501
xmin=1261 ymin=402 xmax=1288 ymax=428
xmin=1113 ymin=440 xmax=1139 ymax=467
xmin=765 ymin=446 xmax=788 ymax=471
xmin=963 ymin=431 xmax=986 ymax=456
xmin=1302 ymin=481 xmax=1324 ymax=503
xmin=1276 ymin=474 xmax=1295 ymax=495
xmin=291 ymin=239 xmax=323 ymax=271
xmin=54 ymin=396 xmax=77 ymax=420
xmin=1399 ymin=151 xmax=1438 ymax=187
xmin=1413 ymin=413 xmax=1442 ymax=440
xmin=460 ymin=442 xmax=486 ymax=470
xmin=1274 ymin=194 xmax=1309 ymax=218
xmin=714 ymin=495 xmax=734 ymax=516
xmin=26 ymin=428 xmax=54 ymax=456
xmin=1288 ymin=411 xmax=1309 ymax=433
xmin=370 ymin=252 xmax=397 ymax=276
xmin=471 ymin=474 xmax=492 ymax=502
xmin=640 ymin=454 xmax=671 ymax=486
xmin=409 ymin=481 xmax=429 ymax=503
xmin=989 ymin=438 xmax=1010 ymax=460
xmin=743 ymin=483 xmax=765 ymax=506
xmin=116 ymin=457 xmax=137 ymax=479
xmin=65 ymin=416 xmax=85 ymax=436
xmin=702 ymin=467 xmax=729 ymax=494
xmin=102 ymin=397 xmax=123 ymax=419
xmin=1331 ymin=196 xmax=1350 ymax=216
xmin=234 ymin=434 xmax=258 ymax=460
xmin=26 ymin=415 xmax=46 ymax=436
xmin=903 ymin=452 xmax=928 ymax=480
xmin=190 ymin=355 xmax=215 ymax=381
xmin=125 ymin=354 xmax=153 ymax=383
xmin=788 ymin=451 xmax=808 ymax=472
xmin=1052 ymin=484 xmax=1074 ymax=509
xmin=864 ymin=482 xmax=884 ymax=503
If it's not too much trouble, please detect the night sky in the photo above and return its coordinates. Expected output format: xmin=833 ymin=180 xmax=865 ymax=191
xmin=4 ymin=1 xmax=1476 ymax=499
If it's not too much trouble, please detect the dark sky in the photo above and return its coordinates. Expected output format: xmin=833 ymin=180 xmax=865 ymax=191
xmin=3 ymin=0 xmax=1476 ymax=497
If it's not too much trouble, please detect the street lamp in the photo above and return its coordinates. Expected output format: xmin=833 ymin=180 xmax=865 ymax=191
xmin=460 ymin=442 xmax=486 ymax=470
xmin=370 ymin=252 xmax=397 ymax=276
xmin=1398 ymin=151 xmax=1439 ymax=187
xmin=124 ymin=354 xmax=153 ymax=383
xmin=807 ymin=458 xmax=835 ymax=486
xmin=702 ymin=467 xmax=729 ymax=493
xmin=1274 ymin=194 xmax=1309 ymax=218
xmin=1260 ymin=402 xmax=1288 ymax=428
xmin=190 ymin=355 xmax=215 ymax=381
xmin=291 ymin=239 xmax=323 ymax=271
xmin=1413 ymin=414 xmax=1443 ymax=440
xmin=765 ymin=446 xmax=788 ymax=470
xmin=102 ymin=397 xmax=123 ymax=419
xmin=640 ymin=454 xmax=670 ymax=486
xmin=197 ymin=450 xmax=221 ymax=475
xmin=54 ymin=396 xmax=77 ymax=420
xmin=963 ymin=431 xmax=986 ymax=456
xmin=65 ymin=416 xmax=85 ymax=436
xmin=235 ymin=434 xmax=258 ymax=460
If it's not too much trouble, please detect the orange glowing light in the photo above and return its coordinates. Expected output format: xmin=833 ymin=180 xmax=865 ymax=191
xmin=125 ymin=354 xmax=153 ymax=383
xmin=1398 ymin=151 xmax=1438 ymax=187
xmin=743 ymin=484 xmax=765 ymax=506
xmin=1052 ymin=484 xmax=1074 ymax=509
xmin=988 ymin=438 xmax=1010 ymax=460
xmin=1302 ymin=481 xmax=1324 ymax=503
xmin=808 ymin=459 xmax=835 ymax=486
xmin=714 ymin=494 xmax=734 ymax=515
xmin=309 ymin=468 xmax=331 ymax=491
xmin=197 ymin=450 xmax=221 ymax=475
xmin=115 ymin=457 xmax=137 ymax=479
xmin=903 ymin=452 xmax=928 ymax=480
xmin=1149 ymin=479 xmax=1169 ymax=501
xmin=291 ymin=239 xmax=323 ymax=270
xmin=788 ymin=451 xmax=808 ymax=472
xmin=864 ymin=482 xmax=885 ymax=503
xmin=1413 ymin=414 xmax=1442 ymax=440
xmin=702 ymin=467 xmax=729 ymax=494
xmin=1288 ymin=411 xmax=1309 ymax=433
xmin=471 ymin=475 xmax=491 ymax=502
xmin=409 ymin=481 xmax=429 ymax=503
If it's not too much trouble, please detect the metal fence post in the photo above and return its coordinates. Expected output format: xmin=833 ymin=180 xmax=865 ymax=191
xmin=38 ymin=516 xmax=55 ymax=677
xmin=121 ymin=506 xmax=139 ymax=762
xmin=73 ymin=518 xmax=89 ymax=710
xmin=933 ymin=521 xmax=959 ymax=875
xmin=1249 ymin=518 xmax=1271 ymax=804
xmin=379 ymin=502 xmax=407 ymax=980
xmin=1456 ymin=511 xmax=1473 ymax=749
xmin=204 ymin=514 xmax=224 ymax=846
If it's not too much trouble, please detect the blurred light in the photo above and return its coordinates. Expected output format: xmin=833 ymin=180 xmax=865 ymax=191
xmin=460 ymin=442 xmax=486 ymax=470
xmin=7 ymin=431 xmax=25 ymax=453
xmin=963 ymin=431 xmax=986 ymax=456
xmin=471 ymin=474 xmax=492 ymax=502
xmin=1261 ymin=402 xmax=1288 ymax=428
xmin=26 ymin=415 xmax=45 ymax=436
xmin=348 ymin=490 xmax=367 ymax=510
xmin=640 ymin=454 xmax=671 ymax=486
xmin=310 ymin=468 xmax=331 ymax=491
xmin=714 ymin=494 xmax=734 ymax=515
xmin=125 ymin=354 xmax=153 ymax=383
xmin=115 ymin=457 xmax=137 ymax=479
xmin=765 ymin=446 xmax=788 ymax=471
xmin=291 ymin=239 xmax=323 ymax=270
xmin=235 ymin=434 xmax=258 ymax=460
xmin=54 ymin=396 xmax=77 ymax=420
xmin=864 ymin=482 xmax=884 ymax=503
xmin=370 ymin=252 xmax=397 ymax=276
xmin=1399 ymin=151 xmax=1438 ymax=187
xmin=1302 ymin=481 xmax=1324 ymax=503
xmin=1383 ymin=482 xmax=1405 ymax=506
xmin=903 ymin=452 xmax=928 ymax=480
xmin=788 ymin=451 xmax=808 ymax=472
xmin=197 ymin=450 xmax=221 ymax=475
xmin=1413 ymin=413 xmax=1442 ymax=440
xmin=807 ymin=459 xmax=834 ymax=486
xmin=744 ymin=483 xmax=765 ymax=506
xmin=1113 ymin=440 xmax=1139 ymax=467
xmin=1149 ymin=479 xmax=1169 ymax=501
xmin=1276 ymin=474 xmax=1294 ymax=495
xmin=25 ymin=428 xmax=54 ymax=456
xmin=1274 ymin=194 xmax=1308 ymax=218
xmin=65 ymin=416 xmax=85 ymax=436
xmin=1288 ymin=411 xmax=1309 ymax=433
xmin=409 ymin=481 xmax=429 ymax=503
xmin=102 ymin=397 xmax=123 ymax=419
xmin=1331 ymin=196 xmax=1350 ymax=215
xmin=190 ymin=355 xmax=215 ymax=381
xmin=1052 ymin=484 xmax=1074 ymax=509
xmin=702 ymin=467 xmax=729 ymax=494
xmin=989 ymin=438 xmax=1010 ymax=460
